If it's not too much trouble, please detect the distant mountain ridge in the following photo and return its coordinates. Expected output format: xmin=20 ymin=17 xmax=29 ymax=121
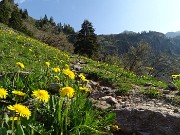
xmin=165 ymin=31 xmax=180 ymax=38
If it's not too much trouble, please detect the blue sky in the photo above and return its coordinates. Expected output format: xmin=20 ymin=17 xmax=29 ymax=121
xmin=16 ymin=0 xmax=180 ymax=34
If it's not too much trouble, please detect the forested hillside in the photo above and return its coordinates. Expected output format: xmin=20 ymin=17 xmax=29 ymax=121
xmin=98 ymin=31 xmax=180 ymax=81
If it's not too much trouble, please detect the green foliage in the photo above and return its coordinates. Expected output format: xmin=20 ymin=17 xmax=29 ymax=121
xmin=0 ymin=2 xmax=11 ymax=24
xmin=115 ymin=83 xmax=132 ymax=95
xmin=74 ymin=20 xmax=99 ymax=58
xmin=141 ymin=87 xmax=161 ymax=98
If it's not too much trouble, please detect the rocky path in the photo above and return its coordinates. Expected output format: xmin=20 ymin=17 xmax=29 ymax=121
xmin=87 ymin=81 xmax=180 ymax=135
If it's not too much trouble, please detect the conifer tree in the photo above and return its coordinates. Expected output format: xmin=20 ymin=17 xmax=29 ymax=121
xmin=0 ymin=0 xmax=11 ymax=24
xmin=74 ymin=20 xmax=99 ymax=58
xmin=9 ymin=6 xmax=22 ymax=30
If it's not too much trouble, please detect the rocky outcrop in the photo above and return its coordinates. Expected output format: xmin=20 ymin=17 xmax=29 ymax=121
xmin=114 ymin=108 xmax=180 ymax=135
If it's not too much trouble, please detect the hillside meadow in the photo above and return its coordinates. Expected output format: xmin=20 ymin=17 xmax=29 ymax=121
xmin=0 ymin=23 xmax=180 ymax=134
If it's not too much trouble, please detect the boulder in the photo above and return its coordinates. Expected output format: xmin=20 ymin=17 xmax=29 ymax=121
xmin=113 ymin=108 xmax=180 ymax=135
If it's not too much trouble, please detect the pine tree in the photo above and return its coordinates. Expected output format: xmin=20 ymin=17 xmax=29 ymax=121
xmin=22 ymin=9 xmax=28 ymax=19
xmin=0 ymin=0 xmax=11 ymax=24
xmin=74 ymin=20 xmax=99 ymax=58
xmin=9 ymin=6 xmax=22 ymax=30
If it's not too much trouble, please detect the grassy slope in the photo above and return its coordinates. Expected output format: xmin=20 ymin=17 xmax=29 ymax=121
xmin=0 ymin=23 xmax=168 ymax=89
xmin=1 ymin=22 xmax=180 ymax=104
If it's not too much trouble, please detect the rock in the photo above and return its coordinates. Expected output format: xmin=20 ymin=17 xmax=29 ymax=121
xmin=113 ymin=108 xmax=180 ymax=135
xmin=168 ymin=83 xmax=178 ymax=91
xmin=137 ymin=131 xmax=152 ymax=135
xmin=47 ymin=83 xmax=60 ymax=93
xmin=73 ymin=64 xmax=83 ymax=71
xmin=90 ymin=91 xmax=106 ymax=99
xmin=89 ymin=80 xmax=99 ymax=87
xmin=144 ymin=83 xmax=156 ymax=87
xmin=100 ymin=96 xmax=118 ymax=105
xmin=94 ymin=100 xmax=111 ymax=110
xmin=162 ymin=89 xmax=170 ymax=94
xmin=174 ymin=109 xmax=179 ymax=113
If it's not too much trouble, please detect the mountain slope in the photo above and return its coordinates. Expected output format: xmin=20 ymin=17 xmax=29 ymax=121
xmin=166 ymin=31 xmax=180 ymax=38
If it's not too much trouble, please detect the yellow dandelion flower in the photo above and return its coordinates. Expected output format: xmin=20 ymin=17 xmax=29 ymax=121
xmin=172 ymin=74 xmax=179 ymax=79
xmin=54 ymin=76 xmax=59 ymax=79
xmin=12 ymin=90 xmax=27 ymax=96
xmin=111 ymin=125 xmax=119 ymax=131
xmin=32 ymin=89 xmax=50 ymax=102
xmin=78 ymin=73 xmax=89 ymax=82
xmin=0 ymin=88 xmax=8 ymax=99
xmin=60 ymin=87 xmax=75 ymax=98
xmin=63 ymin=69 xmax=75 ymax=80
xmin=79 ymin=87 xmax=89 ymax=92
xmin=16 ymin=62 xmax=25 ymax=69
xmin=45 ymin=62 xmax=50 ymax=67
xmin=7 ymin=104 xmax=31 ymax=120
xmin=53 ymin=67 xmax=60 ymax=72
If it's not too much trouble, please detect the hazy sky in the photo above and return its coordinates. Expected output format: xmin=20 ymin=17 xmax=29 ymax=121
xmin=16 ymin=0 xmax=180 ymax=34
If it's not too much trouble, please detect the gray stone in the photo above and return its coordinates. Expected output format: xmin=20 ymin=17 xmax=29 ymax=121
xmin=168 ymin=83 xmax=178 ymax=91
xmin=100 ymin=96 xmax=118 ymax=105
xmin=113 ymin=108 xmax=180 ymax=135
xmin=94 ymin=100 xmax=111 ymax=110
xmin=73 ymin=64 xmax=83 ymax=71
xmin=162 ymin=89 xmax=170 ymax=94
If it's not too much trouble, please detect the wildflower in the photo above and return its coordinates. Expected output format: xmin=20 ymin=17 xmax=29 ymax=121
xmin=45 ymin=62 xmax=50 ymax=67
xmin=7 ymin=104 xmax=31 ymax=120
xmin=79 ymin=87 xmax=89 ymax=92
xmin=63 ymin=69 xmax=75 ymax=79
xmin=78 ymin=73 xmax=89 ymax=82
xmin=172 ymin=74 xmax=179 ymax=79
xmin=29 ymin=49 xmax=32 ymax=52
xmin=53 ymin=67 xmax=60 ymax=72
xmin=12 ymin=90 xmax=27 ymax=96
xmin=111 ymin=125 xmax=119 ymax=131
xmin=32 ymin=89 xmax=50 ymax=102
xmin=60 ymin=87 xmax=75 ymax=98
xmin=0 ymin=88 xmax=8 ymax=99
xmin=54 ymin=76 xmax=59 ymax=79
xmin=16 ymin=62 xmax=25 ymax=69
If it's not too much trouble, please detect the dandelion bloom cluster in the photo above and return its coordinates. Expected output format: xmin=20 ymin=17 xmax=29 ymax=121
xmin=78 ymin=74 xmax=89 ymax=82
xmin=12 ymin=90 xmax=27 ymax=96
xmin=45 ymin=62 xmax=50 ymax=67
xmin=60 ymin=87 xmax=75 ymax=98
xmin=0 ymin=88 xmax=8 ymax=99
xmin=53 ymin=67 xmax=60 ymax=72
xmin=79 ymin=87 xmax=89 ymax=92
xmin=32 ymin=89 xmax=50 ymax=102
xmin=63 ymin=69 xmax=75 ymax=79
xmin=16 ymin=62 xmax=25 ymax=69
xmin=7 ymin=104 xmax=31 ymax=119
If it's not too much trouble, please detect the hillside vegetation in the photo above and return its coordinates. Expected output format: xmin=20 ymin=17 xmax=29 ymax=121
xmin=98 ymin=31 xmax=180 ymax=81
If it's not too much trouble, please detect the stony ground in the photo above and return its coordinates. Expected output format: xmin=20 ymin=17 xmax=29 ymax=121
xmin=87 ymin=80 xmax=180 ymax=135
